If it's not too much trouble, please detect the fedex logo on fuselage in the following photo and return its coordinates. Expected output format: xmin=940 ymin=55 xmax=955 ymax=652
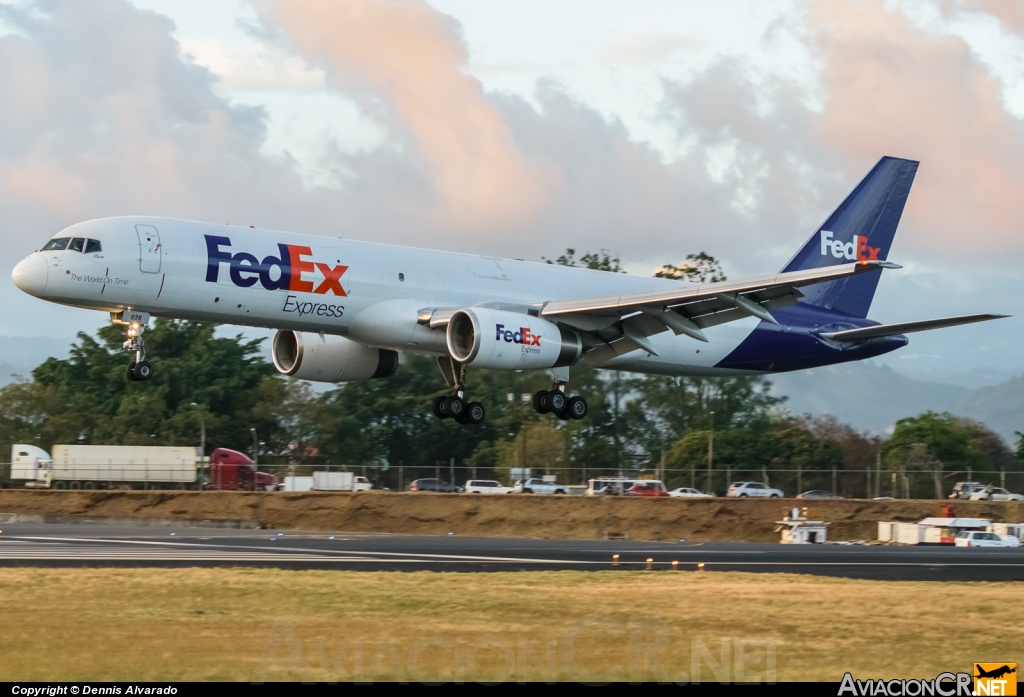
xmin=495 ymin=324 xmax=541 ymax=346
xmin=204 ymin=235 xmax=347 ymax=296
xmin=819 ymin=230 xmax=880 ymax=261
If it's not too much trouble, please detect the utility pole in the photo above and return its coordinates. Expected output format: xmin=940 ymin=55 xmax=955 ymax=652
xmin=707 ymin=410 xmax=715 ymax=494
xmin=659 ymin=428 xmax=666 ymax=483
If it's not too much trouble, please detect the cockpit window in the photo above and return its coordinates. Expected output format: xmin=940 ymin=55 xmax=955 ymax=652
xmin=84 ymin=239 xmax=102 ymax=254
xmin=68 ymin=237 xmax=85 ymax=253
xmin=41 ymin=238 xmax=70 ymax=251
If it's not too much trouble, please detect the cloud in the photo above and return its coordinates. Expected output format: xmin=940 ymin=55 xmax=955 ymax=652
xmin=255 ymin=0 xmax=556 ymax=228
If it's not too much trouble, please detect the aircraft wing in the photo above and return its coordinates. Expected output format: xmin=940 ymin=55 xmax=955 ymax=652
xmin=819 ymin=313 xmax=1008 ymax=342
xmin=537 ymin=260 xmax=899 ymax=358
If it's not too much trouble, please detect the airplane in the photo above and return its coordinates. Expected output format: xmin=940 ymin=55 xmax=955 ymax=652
xmin=11 ymin=156 xmax=1007 ymax=425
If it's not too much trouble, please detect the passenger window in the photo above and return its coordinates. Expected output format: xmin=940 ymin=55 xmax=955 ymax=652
xmin=68 ymin=237 xmax=86 ymax=252
xmin=85 ymin=239 xmax=102 ymax=253
xmin=41 ymin=238 xmax=70 ymax=251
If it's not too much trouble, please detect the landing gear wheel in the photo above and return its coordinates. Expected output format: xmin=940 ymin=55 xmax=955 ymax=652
xmin=539 ymin=390 xmax=567 ymax=414
xmin=432 ymin=395 xmax=448 ymax=419
xmin=132 ymin=360 xmax=153 ymax=381
xmin=445 ymin=395 xmax=466 ymax=420
xmin=566 ymin=396 xmax=588 ymax=420
xmin=556 ymin=409 xmax=572 ymax=421
xmin=465 ymin=401 xmax=486 ymax=425
xmin=126 ymin=361 xmax=138 ymax=382
xmin=533 ymin=390 xmax=549 ymax=414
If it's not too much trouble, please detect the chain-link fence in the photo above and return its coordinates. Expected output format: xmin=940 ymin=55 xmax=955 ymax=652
xmin=2 ymin=458 xmax=1021 ymax=499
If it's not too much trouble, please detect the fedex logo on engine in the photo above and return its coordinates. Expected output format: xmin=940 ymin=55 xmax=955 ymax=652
xmin=205 ymin=235 xmax=347 ymax=296
xmin=495 ymin=324 xmax=541 ymax=346
xmin=820 ymin=230 xmax=880 ymax=261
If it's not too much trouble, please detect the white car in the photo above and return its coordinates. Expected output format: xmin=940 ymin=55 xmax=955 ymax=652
xmin=955 ymin=531 xmax=1021 ymax=548
xmin=668 ymin=487 xmax=715 ymax=499
xmin=512 ymin=478 xmax=570 ymax=495
xmin=726 ymin=481 xmax=784 ymax=498
xmin=969 ymin=487 xmax=1024 ymax=502
xmin=464 ymin=479 xmax=514 ymax=494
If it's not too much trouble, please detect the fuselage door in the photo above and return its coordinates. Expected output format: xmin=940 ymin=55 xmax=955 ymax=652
xmin=135 ymin=224 xmax=162 ymax=274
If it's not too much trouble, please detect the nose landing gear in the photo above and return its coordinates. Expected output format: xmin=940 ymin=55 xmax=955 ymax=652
xmin=114 ymin=311 xmax=154 ymax=382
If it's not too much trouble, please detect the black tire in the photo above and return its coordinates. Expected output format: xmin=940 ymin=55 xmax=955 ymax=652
xmin=69 ymin=481 xmax=81 ymax=490
xmin=126 ymin=361 xmax=138 ymax=381
xmin=739 ymin=493 xmax=747 ymax=498
xmin=540 ymin=391 xmax=567 ymax=414
xmin=54 ymin=481 xmax=67 ymax=490
xmin=770 ymin=494 xmax=780 ymax=498
xmin=567 ymin=396 xmax=588 ymax=420
xmin=523 ymin=488 xmax=533 ymax=494
xmin=533 ymin=390 xmax=550 ymax=414
xmin=133 ymin=360 xmax=153 ymax=381
xmin=83 ymin=482 xmax=96 ymax=490
xmin=555 ymin=489 xmax=566 ymax=495
xmin=432 ymin=395 xmax=448 ymax=419
xmin=465 ymin=401 xmax=486 ymax=425
xmin=556 ymin=409 xmax=571 ymax=421
xmin=445 ymin=395 xmax=466 ymax=419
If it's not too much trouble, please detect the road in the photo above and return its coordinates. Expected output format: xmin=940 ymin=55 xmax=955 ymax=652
xmin=0 ymin=523 xmax=1021 ymax=580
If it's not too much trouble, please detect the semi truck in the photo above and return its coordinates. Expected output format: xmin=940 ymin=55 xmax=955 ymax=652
xmin=7 ymin=444 xmax=277 ymax=491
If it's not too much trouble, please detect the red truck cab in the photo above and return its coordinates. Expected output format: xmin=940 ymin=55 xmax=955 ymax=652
xmin=206 ymin=448 xmax=277 ymax=491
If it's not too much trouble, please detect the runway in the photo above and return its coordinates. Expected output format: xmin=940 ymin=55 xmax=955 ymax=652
xmin=0 ymin=523 xmax=1022 ymax=580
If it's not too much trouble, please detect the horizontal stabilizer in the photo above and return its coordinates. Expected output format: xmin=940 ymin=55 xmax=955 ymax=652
xmin=820 ymin=314 xmax=1009 ymax=342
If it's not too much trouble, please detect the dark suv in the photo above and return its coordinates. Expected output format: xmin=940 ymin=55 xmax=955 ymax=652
xmin=408 ymin=478 xmax=458 ymax=493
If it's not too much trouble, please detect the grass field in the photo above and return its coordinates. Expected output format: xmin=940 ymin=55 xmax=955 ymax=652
xmin=0 ymin=568 xmax=1020 ymax=682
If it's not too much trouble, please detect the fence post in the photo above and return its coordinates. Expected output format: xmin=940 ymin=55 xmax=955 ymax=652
xmin=866 ymin=467 xmax=871 ymax=500
xmin=797 ymin=465 xmax=802 ymax=497
xmin=832 ymin=467 xmax=837 ymax=496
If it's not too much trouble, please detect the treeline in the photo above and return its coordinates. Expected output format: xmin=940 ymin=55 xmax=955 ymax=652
xmin=1 ymin=318 xmax=1020 ymax=495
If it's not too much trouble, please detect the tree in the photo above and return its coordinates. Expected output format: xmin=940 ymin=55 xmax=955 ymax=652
xmin=654 ymin=252 xmax=726 ymax=283
xmin=542 ymin=248 xmax=623 ymax=273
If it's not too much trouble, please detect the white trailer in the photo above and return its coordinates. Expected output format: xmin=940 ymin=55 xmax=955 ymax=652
xmin=312 ymin=471 xmax=372 ymax=491
xmin=30 ymin=444 xmax=198 ymax=489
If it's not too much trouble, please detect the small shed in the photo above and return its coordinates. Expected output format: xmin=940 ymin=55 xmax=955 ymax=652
xmin=775 ymin=509 xmax=829 ymax=544
xmin=916 ymin=517 xmax=991 ymax=545
xmin=989 ymin=523 xmax=1024 ymax=541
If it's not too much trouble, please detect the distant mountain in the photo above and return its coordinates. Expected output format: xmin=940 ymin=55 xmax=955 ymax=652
xmin=770 ymin=362 xmax=1023 ymax=443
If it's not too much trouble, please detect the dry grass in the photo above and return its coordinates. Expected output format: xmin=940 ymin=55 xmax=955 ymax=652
xmin=0 ymin=568 xmax=1021 ymax=682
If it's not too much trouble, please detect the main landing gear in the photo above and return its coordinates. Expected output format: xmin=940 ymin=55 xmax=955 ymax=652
xmin=432 ymin=357 xmax=486 ymax=426
xmin=533 ymin=381 xmax=588 ymax=421
xmin=114 ymin=311 xmax=154 ymax=382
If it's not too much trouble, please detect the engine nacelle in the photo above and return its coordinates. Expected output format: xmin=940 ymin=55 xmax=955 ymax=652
xmin=272 ymin=331 xmax=398 ymax=383
xmin=446 ymin=308 xmax=581 ymax=370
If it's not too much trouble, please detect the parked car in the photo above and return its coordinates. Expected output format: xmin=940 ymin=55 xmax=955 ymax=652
xmin=464 ymin=479 xmax=514 ymax=494
xmin=955 ymin=531 xmax=1021 ymax=548
xmin=408 ymin=478 xmax=459 ymax=493
xmin=969 ymin=486 xmax=1024 ymax=502
xmin=949 ymin=481 xmax=983 ymax=500
xmin=513 ymin=478 xmax=569 ymax=495
xmin=726 ymin=482 xmax=783 ymax=498
xmin=626 ymin=481 xmax=669 ymax=497
xmin=797 ymin=490 xmax=843 ymax=500
xmin=668 ymin=487 xmax=714 ymax=499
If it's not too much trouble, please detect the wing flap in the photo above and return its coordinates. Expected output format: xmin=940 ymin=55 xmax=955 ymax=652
xmin=820 ymin=314 xmax=1009 ymax=342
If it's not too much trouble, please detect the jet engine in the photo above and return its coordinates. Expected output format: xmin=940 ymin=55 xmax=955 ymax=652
xmin=272 ymin=331 xmax=398 ymax=383
xmin=446 ymin=308 xmax=581 ymax=370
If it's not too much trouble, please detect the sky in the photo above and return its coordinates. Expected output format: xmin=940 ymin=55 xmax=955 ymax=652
xmin=0 ymin=0 xmax=1021 ymax=382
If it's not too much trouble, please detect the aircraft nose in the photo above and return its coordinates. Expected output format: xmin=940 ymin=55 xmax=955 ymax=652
xmin=12 ymin=253 xmax=48 ymax=296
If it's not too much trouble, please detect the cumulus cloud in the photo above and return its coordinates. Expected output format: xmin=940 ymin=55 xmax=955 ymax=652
xmin=255 ymin=0 xmax=556 ymax=228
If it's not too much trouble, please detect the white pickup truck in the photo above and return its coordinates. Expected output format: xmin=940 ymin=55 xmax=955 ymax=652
xmin=513 ymin=478 xmax=570 ymax=495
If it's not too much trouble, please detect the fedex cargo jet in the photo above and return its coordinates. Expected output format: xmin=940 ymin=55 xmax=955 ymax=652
xmin=11 ymin=157 xmax=1005 ymax=425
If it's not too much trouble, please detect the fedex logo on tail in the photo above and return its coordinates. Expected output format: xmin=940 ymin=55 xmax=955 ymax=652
xmin=820 ymin=231 xmax=881 ymax=261
xmin=205 ymin=235 xmax=347 ymax=296
xmin=495 ymin=324 xmax=541 ymax=346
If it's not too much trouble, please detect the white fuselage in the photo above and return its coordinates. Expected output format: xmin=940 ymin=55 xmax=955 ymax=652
xmin=13 ymin=216 xmax=760 ymax=376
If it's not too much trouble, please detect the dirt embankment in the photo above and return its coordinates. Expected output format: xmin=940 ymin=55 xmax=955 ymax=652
xmin=1 ymin=490 xmax=1021 ymax=542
